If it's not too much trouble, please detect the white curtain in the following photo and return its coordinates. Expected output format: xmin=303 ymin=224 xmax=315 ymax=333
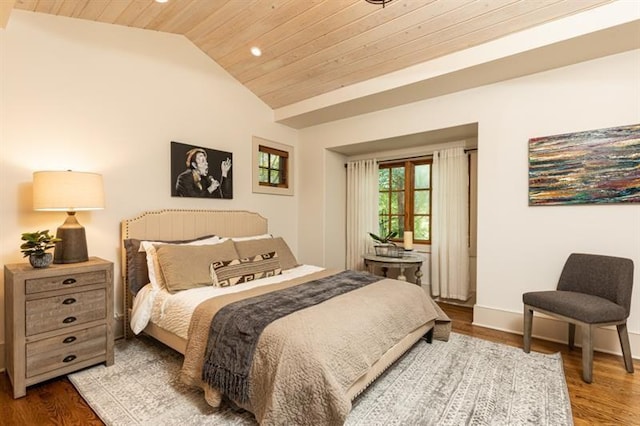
xmin=346 ymin=159 xmax=379 ymax=270
xmin=431 ymin=147 xmax=469 ymax=300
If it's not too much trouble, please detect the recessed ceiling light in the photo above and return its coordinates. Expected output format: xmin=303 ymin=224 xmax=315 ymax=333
xmin=250 ymin=46 xmax=262 ymax=57
xmin=155 ymin=0 xmax=169 ymax=3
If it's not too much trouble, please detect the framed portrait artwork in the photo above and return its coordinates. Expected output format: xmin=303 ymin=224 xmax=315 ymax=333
xmin=171 ymin=141 xmax=233 ymax=199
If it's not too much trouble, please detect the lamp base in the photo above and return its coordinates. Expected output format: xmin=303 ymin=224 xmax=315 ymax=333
xmin=53 ymin=212 xmax=89 ymax=264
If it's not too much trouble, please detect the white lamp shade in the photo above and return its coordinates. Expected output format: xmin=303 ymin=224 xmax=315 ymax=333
xmin=33 ymin=171 xmax=105 ymax=211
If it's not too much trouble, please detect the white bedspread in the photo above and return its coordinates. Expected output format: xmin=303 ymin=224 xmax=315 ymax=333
xmin=131 ymin=265 xmax=324 ymax=338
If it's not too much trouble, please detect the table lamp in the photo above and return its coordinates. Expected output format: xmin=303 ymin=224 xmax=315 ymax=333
xmin=33 ymin=171 xmax=105 ymax=264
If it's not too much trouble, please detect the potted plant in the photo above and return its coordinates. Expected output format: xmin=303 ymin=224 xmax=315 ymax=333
xmin=368 ymin=231 xmax=402 ymax=257
xmin=20 ymin=230 xmax=61 ymax=268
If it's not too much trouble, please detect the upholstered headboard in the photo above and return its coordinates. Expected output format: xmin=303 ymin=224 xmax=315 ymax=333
xmin=121 ymin=209 xmax=268 ymax=242
xmin=120 ymin=209 xmax=268 ymax=337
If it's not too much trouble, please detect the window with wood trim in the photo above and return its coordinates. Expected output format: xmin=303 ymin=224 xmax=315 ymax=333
xmin=252 ymin=137 xmax=293 ymax=196
xmin=378 ymin=160 xmax=432 ymax=244
xmin=258 ymin=145 xmax=288 ymax=188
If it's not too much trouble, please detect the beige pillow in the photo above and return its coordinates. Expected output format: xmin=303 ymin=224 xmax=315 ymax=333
xmin=123 ymin=235 xmax=218 ymax=295
xmin=140 ymin=236 xmax=222 ymax=291
xmin=210 ymin=252 xmax=282 ymax=288
xmin=233 ymin=237 xmax=299 ymax=270
xmin=155 ymin=239 xmax=238 ymax=293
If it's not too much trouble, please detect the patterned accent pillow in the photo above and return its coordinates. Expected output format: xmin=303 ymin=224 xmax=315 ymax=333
xmin=210 ymin=252 xmax=282 ymax=287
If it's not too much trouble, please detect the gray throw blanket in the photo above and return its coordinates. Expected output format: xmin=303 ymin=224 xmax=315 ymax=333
xmin=202 ymin=270 xmax=381 ymax=403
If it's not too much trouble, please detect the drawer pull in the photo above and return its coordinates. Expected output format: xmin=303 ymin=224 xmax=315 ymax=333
xmin=62 ymin=297 xmax=76 ymax=305
xmin=63 ymin=355 xmax=77 ymax=363
xmin=62 ymin=316 xmax=77 ymax=324
xmin=62 ymin=278 xmax=77 ymax=285
xmin=63 ymin=336 xmax=77 ymax=344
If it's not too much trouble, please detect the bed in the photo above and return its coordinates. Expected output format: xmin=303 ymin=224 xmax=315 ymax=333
xmin=121 ymin=209 xmax=444 ymax=425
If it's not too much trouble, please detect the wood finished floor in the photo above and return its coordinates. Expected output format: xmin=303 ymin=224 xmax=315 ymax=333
xmin=0 ymin=303 xmax=638 ymax=425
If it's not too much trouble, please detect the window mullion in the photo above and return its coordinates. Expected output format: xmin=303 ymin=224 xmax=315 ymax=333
xmin=405 ymin=161 xmax=413 ymax=233
xmin=386 ymin=169 xmax=393 ymax=236
xmin=266 ymin=153 xmax=271 ymax=183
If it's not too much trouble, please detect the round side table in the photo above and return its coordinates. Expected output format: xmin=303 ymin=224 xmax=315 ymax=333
xmin=362 ymin=252 xmax=425 ymax=285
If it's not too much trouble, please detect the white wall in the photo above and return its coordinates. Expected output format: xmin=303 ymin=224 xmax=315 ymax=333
xmin=298 ymin=49 xmax=640 ymax=357
xmin=324 ymin=150 xmax=347 ymax=269
xmin=0 ymin=11 xmax=299 ymax=362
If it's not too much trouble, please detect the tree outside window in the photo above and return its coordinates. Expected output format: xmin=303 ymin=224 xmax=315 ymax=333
xmin=379 ymin=160 xmax=432 ymax=244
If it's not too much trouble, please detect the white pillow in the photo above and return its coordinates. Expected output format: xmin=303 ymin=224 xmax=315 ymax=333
xmin=130 ymin=284 xmax=157 ymax=334
xmin=140 ymin=236 xmax=222 ymax=290
xmin=229 ymin=233 xmax=272 ymax=242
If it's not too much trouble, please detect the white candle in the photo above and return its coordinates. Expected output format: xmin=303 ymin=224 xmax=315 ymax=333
xmin=403 ymin=231 xmax=413 ymax=250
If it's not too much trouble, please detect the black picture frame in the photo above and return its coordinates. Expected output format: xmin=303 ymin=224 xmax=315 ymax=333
xmin=171 ymin=141 xmax=233 ymax=199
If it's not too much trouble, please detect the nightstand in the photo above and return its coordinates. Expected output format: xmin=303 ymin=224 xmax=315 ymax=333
xmin=4 ymin=257 xmax=114 ymax=398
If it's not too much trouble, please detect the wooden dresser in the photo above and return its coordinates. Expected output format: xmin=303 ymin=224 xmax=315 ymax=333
xmin=4 ymin=257 xmax=114 ymax=398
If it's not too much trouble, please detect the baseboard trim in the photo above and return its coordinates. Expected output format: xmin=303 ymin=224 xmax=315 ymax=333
xmin=114 ymin=315 xmax=125 ymax=340
xmin=473 ymin=304 xmax=640 ymax=360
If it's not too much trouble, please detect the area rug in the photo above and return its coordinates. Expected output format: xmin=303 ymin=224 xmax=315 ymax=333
xmin=68 ymin=333 xmax=572 ymax=425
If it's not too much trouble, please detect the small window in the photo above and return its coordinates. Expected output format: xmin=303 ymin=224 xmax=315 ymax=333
xmin=252 ymin=137 xmax=294 ymax=196
xmin=259 ymin=145 xmax=288 ymax=188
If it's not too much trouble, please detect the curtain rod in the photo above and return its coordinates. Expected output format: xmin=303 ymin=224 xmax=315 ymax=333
xmin=345 ymin=147 xmax=477 ymax=168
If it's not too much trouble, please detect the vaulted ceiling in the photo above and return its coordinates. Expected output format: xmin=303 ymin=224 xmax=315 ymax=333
xmin=8 ymin=0 xmax=613 ymax=113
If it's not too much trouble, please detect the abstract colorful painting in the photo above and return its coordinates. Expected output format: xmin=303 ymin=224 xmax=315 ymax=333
xmin=529 ymin=124 xmax=639 ymax=205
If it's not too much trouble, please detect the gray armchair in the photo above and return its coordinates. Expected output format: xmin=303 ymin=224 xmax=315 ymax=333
xmin=522 ymin=253 xmax=634 ymax=383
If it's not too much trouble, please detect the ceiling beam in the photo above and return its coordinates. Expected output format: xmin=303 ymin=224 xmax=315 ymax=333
xmin=274 ymin=3 xmax=640 ymax=129
xmin=0 ymin=0 xmax=15 ymax=29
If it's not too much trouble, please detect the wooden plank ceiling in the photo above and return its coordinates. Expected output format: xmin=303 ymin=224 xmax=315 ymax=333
xmin=13 ymin=0 xmax=612 ymax=110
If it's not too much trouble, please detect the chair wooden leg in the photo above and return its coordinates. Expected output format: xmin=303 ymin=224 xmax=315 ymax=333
xmin=523 ymin=305 xmax=533 ymax=353
xmin=581 ymin=324 xmax=593 ymax=383
xmin=617 ymin=323 xmax=635 ymax=373
xmin=568 ymin=323 xmax=576 ymax=350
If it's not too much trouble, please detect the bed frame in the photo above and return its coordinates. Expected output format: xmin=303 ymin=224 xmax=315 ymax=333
xmin=120 ymin=209 xmax=433 ymax=402
xmin=121 ymin=209 xmax=268 ymax=347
